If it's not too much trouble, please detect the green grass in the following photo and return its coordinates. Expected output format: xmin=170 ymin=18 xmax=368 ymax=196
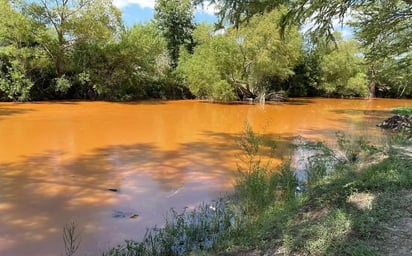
xmin=392 ymin=106 xmax=412 ymax=115
xmin=104 ymin=128 xmax=412 ymax=256
xmin=213 ymin=131 xmax=412 ymax=256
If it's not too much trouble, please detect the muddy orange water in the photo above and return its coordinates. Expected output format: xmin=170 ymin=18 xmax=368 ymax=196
xmin=0 ymin=98 xmax=410 ymax=255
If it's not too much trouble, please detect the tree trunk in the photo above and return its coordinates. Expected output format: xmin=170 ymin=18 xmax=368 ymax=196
xmin=368 ymin=65 xmax=376 ymax=98
xmin=368 ymin=80 xmax=376 ymax=99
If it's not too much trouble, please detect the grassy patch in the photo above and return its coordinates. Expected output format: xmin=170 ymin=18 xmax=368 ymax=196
xmin=104 ymin=127 xmax=412 ymax=256
xmin=392 ymin=106 xmax=412 ymax=116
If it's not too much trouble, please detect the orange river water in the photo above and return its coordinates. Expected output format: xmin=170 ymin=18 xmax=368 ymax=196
xmin=0 ymin=98 xmax=410 ymax=255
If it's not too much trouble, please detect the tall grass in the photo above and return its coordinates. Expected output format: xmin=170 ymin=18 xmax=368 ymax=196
xmin=104 ymin=199 xmax=237 ymax=256
xmin=103 ymin=127 xmax=405 ymax=256
xmin=235 ymin=124 xmax=298 ymax=213
xmin=105 ymin=124 xmax=301 ymax=255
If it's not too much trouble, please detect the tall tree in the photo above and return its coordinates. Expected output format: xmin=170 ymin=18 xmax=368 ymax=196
xmin=319 ymin=38 xmax=368 ymax=97
xmin=177 ymin=23 xmax=242 ymax=100
xmin=23 ymin=0 xmax=122 ymax=77
xmin=198 ymin=0 xmax=411 ymax=57
xmin=0 ymin=0 xmax=40 ymax=101
xmin=71 ymin=23 xmax=170 ymax=100
xmin=177 ymin=9 xmax=302 ymax=101
xmin=154 ymin=0 xmax=196 ymax=68
xmin=353 ymin=0 xmax=412 ymax=97
xmin=197 ymin=0 xmax=411 ymax=98
xmin=234 ymin=8 xmax=302 ymax=98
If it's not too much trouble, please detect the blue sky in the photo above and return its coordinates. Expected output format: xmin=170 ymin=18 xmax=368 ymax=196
xmin=113 ymin=0 xmax=353 ymax=38
xmin=112 ymin=0 xmax=218 ymax=26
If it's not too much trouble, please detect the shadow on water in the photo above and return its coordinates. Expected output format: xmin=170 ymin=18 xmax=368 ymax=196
xmin=324 ymin=109 xmax=392 ymax=140
xmin=199 ymin=98 xmax=316 ymax=106
xmin=279 ymin=98 xmax=316 ymax=106
xmin=0 ymin=132 xmax=247 ymax=254
xmin=113 ymin=100 xmax=168 ymax=105
xmin=0 ymin=107 xmax=34 ymax=117
xmin=0 ymin=129 xmax=298 ymax=256
xmin=330 ymin=109 xmax=390 ymax=120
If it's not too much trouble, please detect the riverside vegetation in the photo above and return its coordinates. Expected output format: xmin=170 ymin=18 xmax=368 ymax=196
xmin=1 ymin=1 xmax=411 ymax=102
xmin=62 ymin=117 xmax=410 ymax=256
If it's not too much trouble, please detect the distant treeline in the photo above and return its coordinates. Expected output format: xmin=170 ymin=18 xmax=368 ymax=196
xmin=0 ymin=0 xmax=410 ymax=102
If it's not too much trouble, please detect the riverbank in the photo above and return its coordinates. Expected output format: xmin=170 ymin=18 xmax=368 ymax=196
xmin=104 ymin=121 xmax=412 ymax=255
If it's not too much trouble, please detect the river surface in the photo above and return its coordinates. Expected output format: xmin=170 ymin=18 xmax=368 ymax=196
xmin=0 ymin=98 xmax=410 ymax=255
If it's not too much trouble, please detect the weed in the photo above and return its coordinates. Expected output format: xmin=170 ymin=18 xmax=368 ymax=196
xmin=104 ymin=199 xmax=237 ymax=256
xmin=104 ymin=127 xmax=412 ymax=256
xmin=63 ymin=221 xmax=81 ymax=256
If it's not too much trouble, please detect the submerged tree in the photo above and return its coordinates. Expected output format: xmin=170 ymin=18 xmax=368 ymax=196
xmin=177 ymin=23 xmax=242 ymax=101
xmin=234 ymin=8 xmax=302 ymax=99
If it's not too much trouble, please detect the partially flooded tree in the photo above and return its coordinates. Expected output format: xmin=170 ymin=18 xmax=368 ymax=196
xmin=177 ymin=9 xmax=302 ymax=101
xmin=177 ymin=23 xmax=242 ymax=101
xmin=196 ymin=0 xmax=412 ymax=98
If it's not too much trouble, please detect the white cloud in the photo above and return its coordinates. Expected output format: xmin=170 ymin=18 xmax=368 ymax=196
xmin=196 ymin=1 xmax=218 ymax=16
xmin=301 ymin=10 xmax=354 ymax=39
xmin=113 ymin=0 xmax=155 ymax=9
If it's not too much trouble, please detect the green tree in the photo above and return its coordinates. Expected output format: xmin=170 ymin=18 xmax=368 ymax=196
xmin=0 ymin=0 xmax=42 ymax=101
xmin=71 ymin=23 xmax=171 ymax=100
xmin=178 ymin=9 xmax=303 ymax=101
xmin=24 ymin=0 xmax=122 ymax=77
xmin=373 ymin=54 xmax=412 ymax=98
xmin=177 ymin=23 xmax=241 ymax=101
xmin=234 ymin=8 xmax=302 ymax=99
xmin=353 ymin=0 xmax=412 ymax=97
xmin=319 ymin=38 xmax=368 ymax=97
xmin=154 ymin=0 xmax=196 ymax=68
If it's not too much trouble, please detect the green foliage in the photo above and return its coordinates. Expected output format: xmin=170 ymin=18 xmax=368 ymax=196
xmin=392 ymin=106 xmax=412 ymax=116
xmin=336 ymin=132 xmax=379 ymax=164
xmin=201 ymin=0 xmax=411 ymax=61
xmin=177 ymin=9 xmax=303 ymax=101
xmin=177 ymin=25 xmax=241 ymax=100
xmin=354 ymin=0 xmax=411 ymax=62
xmin=155 ymin=0 xmax=196 ymax=68
xmin=234 ymin=8 xmax=303 ymax=97
xmin=373 ymin=53 xmax=412 ymax=98
xmin=284 ymin=208 xmax=351 ymax=255
xmin=0 ymin=59 xmax=33 ymax=101
xmin=281 ymin=142 xmax=412 ymax=256
xmin=24 ymin=0 xmax=122 ymax=77
xmin=104 ymin=124 xmax=412 ymax=255
xmin=356 ymin=157 xmax=412 ymax=192
xmin=319 ymin=38 xmax=368 ymax=97
xmin=70 ymin=23 xmax=181 ymax=100
xmin=235 ymin=124 xmax=298 ymax=213
xmin=104 ymin=199 xmax=236 ymax=256
xmin=282 ymin=50 xmax=323 ymax=97
xmin=53 ymin=76 xmax=71 ymax=94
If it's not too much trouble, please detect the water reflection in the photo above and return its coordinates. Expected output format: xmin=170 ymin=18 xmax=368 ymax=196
xmin=0 ymin=99 xmax=410 ymax=255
